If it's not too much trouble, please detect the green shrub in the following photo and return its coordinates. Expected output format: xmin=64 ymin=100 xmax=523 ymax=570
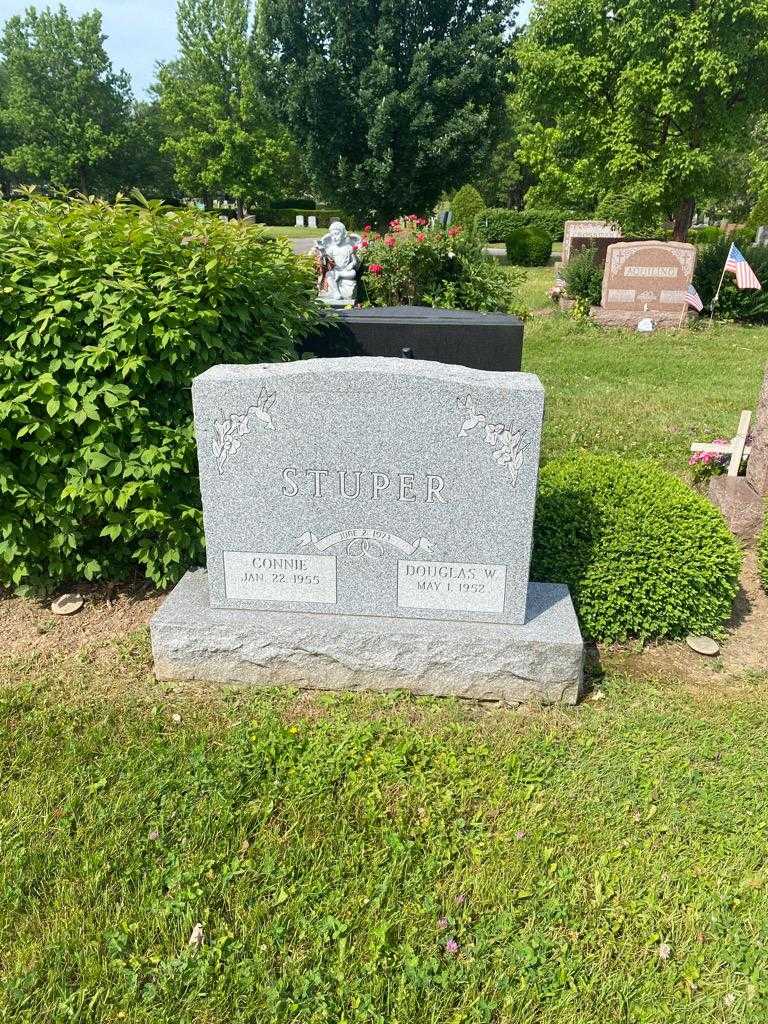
xmin=746 ymin=192 xmax=768 ymax=233
xmin=521 ymin=208 xmax=576 ymax=242
xmin=759 ymin=513 xmax=768 ymax=593
xmin=562 ymin=246 xmax=603 ymax=305
xmin=450 ymin=185 xmax=486 ymax=231
xmin=0 ymin=193 xmax=324 ymax=594
xmin=359 ymin=223 xmax=524 ymax=314
xmin=694 ymin=237 xmax=768 ymax=321
xmin=532 ymin=455 xmax=742 ymax=643
xmin=688 ymin=226 xmax=724 ymax=245
xmin=474 ymin=208 xmax=523 ymax=243
xmin=475 ymin=207 xmax=576 ymax=243
xmin=504 ymin=227 xmax=552 ymax=266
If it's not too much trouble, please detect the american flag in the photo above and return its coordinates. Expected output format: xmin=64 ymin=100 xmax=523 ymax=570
xmin=724 ymin=244 xmax=762 ymax=290
xmin=685 ymin=283 xmax=703 ymax=311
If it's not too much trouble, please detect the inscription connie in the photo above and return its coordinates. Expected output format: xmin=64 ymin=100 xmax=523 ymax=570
xmin=281 ymin=467 xmax=447 ymax=503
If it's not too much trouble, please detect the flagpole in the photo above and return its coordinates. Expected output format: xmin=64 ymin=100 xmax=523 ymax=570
xmin=709 ymin=250 xmax=730 ymax=323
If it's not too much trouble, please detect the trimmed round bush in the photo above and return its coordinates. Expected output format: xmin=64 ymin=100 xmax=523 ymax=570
xmin=504 ymin=227 xmax=552 ymax=266
xmin=450 ymin=185 xmax=486 ymax=230
xmin=532 ymin=455 xmax=743 ymax=642
xmin=0 ymin=194 xmax=324 ymax=593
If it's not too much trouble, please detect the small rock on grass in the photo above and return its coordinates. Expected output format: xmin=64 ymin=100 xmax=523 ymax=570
xmin=686 ymin=635 xmax=720 ymax=657
xmin=51 ymin=593 xmax=84 ymax=616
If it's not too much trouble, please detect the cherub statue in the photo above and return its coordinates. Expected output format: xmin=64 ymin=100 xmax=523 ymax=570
xmin=312 ymin=221 xmax=361 ymax=305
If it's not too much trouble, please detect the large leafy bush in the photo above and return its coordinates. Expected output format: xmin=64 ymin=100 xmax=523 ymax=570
xmin=694 ymin=237 xmax=768 ymax=321
xmin=562 ymin=246 xmax=603 ymax=305
xmin=504 ymin=227 xmax=552 ymax=266
xmin=532 ymin=455 xmax=742 ymax=642
xmin=359 ymin=218 xmax=523 ymax=314
xmin=0 ymin=193 xmax=323 ymax=593
xmin=449 ymin=186 xmax=486 ymax=231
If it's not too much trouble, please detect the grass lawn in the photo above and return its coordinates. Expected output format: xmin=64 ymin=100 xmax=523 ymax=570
xmin=509 ymin=264 xmax=768 ymax=474
xmin=1 ymin=650 xmax=768 ymax=1023
xmin=261 ymin=225 xmax=326 ymax=239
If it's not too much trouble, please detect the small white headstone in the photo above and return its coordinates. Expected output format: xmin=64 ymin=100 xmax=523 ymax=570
xmin=308 ymin=215 xmax=318 ymax=229
xmin=637 ymin=317 xmax=655 ymax=332
xmin=756 ymin=226 xmax=768 ymax=247
xmin=295 ymin=215 xmax=305 ymax=227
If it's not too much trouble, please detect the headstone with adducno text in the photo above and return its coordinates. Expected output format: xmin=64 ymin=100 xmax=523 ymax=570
xmin=150 ymin=357 xmax=584 ymax=703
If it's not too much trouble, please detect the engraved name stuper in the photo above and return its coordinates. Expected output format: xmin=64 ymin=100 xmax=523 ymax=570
xmin=281 ymin=468 xmax=447 ymax=503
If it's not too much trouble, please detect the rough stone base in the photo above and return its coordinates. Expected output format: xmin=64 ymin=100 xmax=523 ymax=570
xmin=709 ymin=476 xmax=765 ymax=539
xmin=150 ymin=569 xmax=585 ymax=705
xmin=589 ymin=307 xmax=696 ymax=329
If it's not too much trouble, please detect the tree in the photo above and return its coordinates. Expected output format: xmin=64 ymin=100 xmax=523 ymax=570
xmin=156 ymin=0 xmax=289 ymax=216
xmin=109 ymin=101 xmax=178 ymax=200
xmin=261 ymin=0 xmax=516 ymax=225
xmin=516 ymin=0 xmax=768 ymax=239
xmin=471 ymin=95 xmax=536 ymax=209
xmin=0 ymin=5 xmax=132 ymax=193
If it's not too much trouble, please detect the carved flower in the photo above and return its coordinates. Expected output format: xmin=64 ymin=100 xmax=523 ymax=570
xmin=484 ymin=422 xmax=505 ymax=446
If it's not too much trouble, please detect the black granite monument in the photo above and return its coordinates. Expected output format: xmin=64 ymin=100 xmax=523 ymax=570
xmin=297 ymin=306 xmax=524 ymax=373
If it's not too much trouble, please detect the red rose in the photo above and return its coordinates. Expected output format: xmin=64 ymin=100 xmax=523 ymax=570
xmin=385 ymin=235 xmax=396 ymax=247
xmin=364 ymin=224 xmax=372 ymax=232
xmin=417 ymin=232 xmax=426 ymax=242
xmin=448 ymin=225 xmax=461 ymax=237
xmin=361 ymin=238 xmax=369 ymax=247
xmin=369 ymin=263 xmax=383 ymax=275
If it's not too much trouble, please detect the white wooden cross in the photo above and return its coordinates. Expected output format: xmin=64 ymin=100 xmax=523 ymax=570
xmin=690 ymin=410 xmax=753 ymax=477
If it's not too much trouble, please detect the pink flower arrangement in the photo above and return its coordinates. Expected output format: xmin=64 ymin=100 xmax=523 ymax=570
xmin=417 ymin=232 xmax=426 ymax=242
xmin=689 ymin=440 xmax=729 ymax=467
xmin=385 ymin=235 xmax=396 ymax=248
xmin=368 ymin=263 xmax=383 ymax=275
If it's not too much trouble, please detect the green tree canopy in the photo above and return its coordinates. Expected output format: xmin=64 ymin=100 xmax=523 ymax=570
xmin=516 ymin=0 xmax=768 ymax=239
xmin=0 ymin=5 xmax=132 ymax=193
xmin=156 ymin=0 xmax=289 ymax=215
xmin=262 ymin=0 xmax=516 ymax=224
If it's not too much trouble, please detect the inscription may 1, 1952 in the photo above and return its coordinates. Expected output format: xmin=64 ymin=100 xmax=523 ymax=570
xmin=193 ymin=358 xmax=545 ymax=625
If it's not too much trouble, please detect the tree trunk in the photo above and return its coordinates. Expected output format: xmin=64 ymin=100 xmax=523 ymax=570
xmin=673 ymin=197 xmax=695 ymax=242
xmin=203 ymin=193 xmax=213 ymax=212
xmin=78 ymin=167 xmax=88 ymax=195
xmin=236 ymin=196 xmax=245 ymax=220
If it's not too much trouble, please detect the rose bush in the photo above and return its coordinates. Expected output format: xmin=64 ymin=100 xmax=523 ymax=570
xmin=357 ymin=216 xmax=523 ymax=314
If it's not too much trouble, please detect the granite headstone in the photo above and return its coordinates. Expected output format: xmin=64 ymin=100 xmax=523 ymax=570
xmin=150 ymin=358 xmax=584 ymax=703
xmin=601 ymin=241 xmax=696 ymax=312
xmin=562 ymin=220 xmax=622 ymax=266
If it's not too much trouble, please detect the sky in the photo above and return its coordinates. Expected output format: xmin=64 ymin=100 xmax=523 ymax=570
xmin=0 ymin=0 xmax=533 ymax=98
